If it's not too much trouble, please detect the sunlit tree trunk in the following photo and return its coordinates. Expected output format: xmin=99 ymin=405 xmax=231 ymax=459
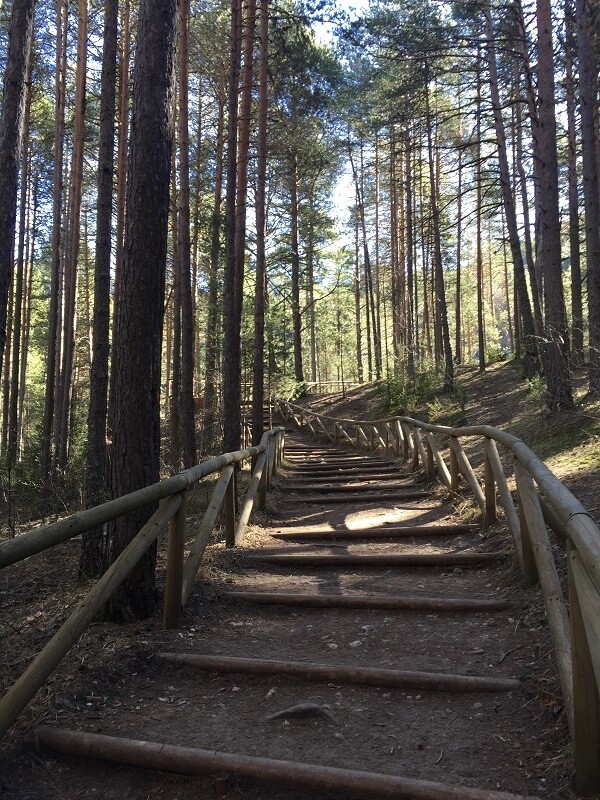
xmin=0 ymin=0 xmax=35 ymax=376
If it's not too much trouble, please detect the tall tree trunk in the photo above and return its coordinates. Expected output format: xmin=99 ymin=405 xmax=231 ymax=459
xmin=290 ymin=159 xmax=305 ymax=390
xmin=81 ymin=0 xmax=118 ymax=580
xmin=108 ymin=0 xmax=177 ymax=622
xmin=455 ymin=97 xmax=463 ymax=366
xmin=513 ymin=57 xmax=543 ymax=337
xmin=56 ymin=0 xmax=88 ymax=473
xmin=564 ymin=0 xmax=584 ymax=364
xmin=18 ymin=179 xmax=36 ymax=456
xmin=0 ymin=0 xmax=35 ymax=381
xmin=536 ymin=0 xmax=574 ymax=410
xmin=476 ymin=65 xmax=486 ymax=373
xmin=177 ymin=0 xmax=196 ymax=468
xmin=576 ymin=0 xmax=600 ymax=393
xmin=222 ymin=0 xmax=243 ymax=452
xmin=203 ymin=86 xmax=225 ymax=452
xmin=170 ymin=148 xmax=181 ymax=471
xmin=483 ymin=0 xmax=540 ymax=378
xmin=108 ymin=0 xmax=130 ymax=437
xmin=405 ymin=128 xmax=415 ymax=378
xmin=424 ymin=74 xmax=453 ymax=391
xmin=252 ymin=0 xmax=268 ymax=445
xmin=41 ymin=0 xmax=67 ymax=480
xmin=354 ymin=205 xmax=363 ymax=383
xmin=7 ymin=61 xmax=31 ymax=468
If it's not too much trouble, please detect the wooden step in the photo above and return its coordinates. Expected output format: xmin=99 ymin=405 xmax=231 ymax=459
xmin=34 ymin=726 xmax=539 ymax=800
xmin=293 ymin=490 xmax=432 ymax=503
xmin=270 ymin=524 xmax=479 ymax=540
xmin=246 ymin=552 xmax=503 ymax=568
xmin=156 ymin=653 xmax=520 ymax=693
xmin=223 ymin=590 xmax=512 ymax=612
xmin=288 ymin=472 xmax=408 ymax=482
xmin=286 ymin=482 xmax=416 ymax=493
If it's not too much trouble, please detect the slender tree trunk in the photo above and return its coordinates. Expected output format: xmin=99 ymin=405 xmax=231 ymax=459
xmin=7 ymin=63 xmax=31 ymax=468
xmin=177 ymin=0 xmax=196 ymax=469
xmin=81 ymin=0 xmax=118 ymax=579
xmin=536 ymin=0 xmax=574 ymax=410
xmin=405 ymin=128 xmax=415 ymax=378
xmin=41 ymin=2 xmax=66 ymax=480
xmin=108 ymin=0 xmax=177 ymax=622
xmin=513 ymin=58 xmax=543 ymax=337
xmin=170 ymin=146 xmax=181 ymax=471
xmin=290 ymin=159 xmax=305 ymax=390
xmin=476 ymin=65 xmax=486 ymax=373
xmin=424 ymin=74 xmax=453 ymax=391
xmin=576 ymin=0 xmax=600 ymax=393
xmin=203 ymin=86 xmax=225 ymax=451
xmin=483 ymin=0 xmax=540 ymax=378
xmin=354 ymin=204 xmax=363 ymax=383
xmin=18 ymin=179 xmax=36 ymax=456
xmin=108 ymin=0 xmax=130 ymax=437
xmin=0 ymin=0 xmax=35 ymax=375
xmin=455 ymin=96 xmax=463 ymax=365
xmin=56 ymin=0 xmax=88 ymax=473
xmin=252 ymin=0 xmax=268 ymax=445
xmin=222 ymin=0 xmax=243 ymax=451
xmin=564 ymin=0 xmax=583 ymax=364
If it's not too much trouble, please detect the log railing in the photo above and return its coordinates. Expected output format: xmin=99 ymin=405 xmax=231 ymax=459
xmin=0 ymin=427 xmax=285 ymax=743
xmin=275 ymin=398 xmax=600 ymax=796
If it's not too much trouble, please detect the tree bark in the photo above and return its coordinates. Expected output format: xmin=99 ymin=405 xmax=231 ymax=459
xmin=222 ymin=0 xmax=243 ymax=452
xmin=108 ymin=0 xmax=130 ymax=438
xmin=203 ymin=85 xmax=225 ymax=452
xmin=0 ymin=0 xmax=35 ymax=401
xmin=576 ymin=0 xmax=600 ymax=393
xmin=252 ymin=0 xmax=268 ymax=445
xmin=177 ymin=0 xmax=197 ymax=469
xmin=564 ymin=0 xmax=584 ymax=364
xmin=536 ymin=0 xmax=574 ymax=410
xmin=290 ymin=158 xmax=305 ymax=390
xmin=56 ymin=0 xmax=88 ymax=473
xmin=7 ymin=60 xmax=31 ymax=468
xmin=424 ymin=74 xmax=453 ymax=391
xmin=108 ymin=0 xmax=177 ymax=622
xmin=483 ymin=0 xmax=540 ymax=378
xmin=81 ymin=0 xmax=118 ymax=580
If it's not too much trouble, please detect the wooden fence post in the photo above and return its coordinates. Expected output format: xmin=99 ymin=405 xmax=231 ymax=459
xmin=515 ymin=459 xmax=540 ymax=588
xmin=449 ymin=438 xmax=459 ymax=492
xmin=423 ymin=434 xmax=435 ymax=481
xmin=164 ymin=491 xmax=188 ymax=629
xmin=401 ymin=422 xmax=410 ymax=461
xmin=224 ymin=469 xmax=237 ymax=548
xmin=483 ymin=444 xmax=496 ymax=528
xmin=409 ymin=427 xmax=419 ymax=471
xmin=568 ymin=544 xmax=600 ymax=795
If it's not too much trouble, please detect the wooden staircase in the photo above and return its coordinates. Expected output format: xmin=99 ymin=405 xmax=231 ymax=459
xmin=28 ymin=419 xmax=549 ymax=799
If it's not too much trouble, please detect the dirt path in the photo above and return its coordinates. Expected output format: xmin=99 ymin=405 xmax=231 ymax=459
xmin=0 ymin=421 xmax=573 ymax=799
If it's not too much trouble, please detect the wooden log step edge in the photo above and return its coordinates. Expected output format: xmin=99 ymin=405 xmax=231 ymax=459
xmin=294 ymin=491 xmax=432 ymax=504
xmin=271 ymin=524 xmax=479 ymax=540
xmin=33 ymin=726 xmax=539 ymax=800
xmin=287 ymin=483 xmax=418 ymax=493
xmin=223 ymin=590 xmax=512 ymax=612
xmin=156 ymin=653 xmax=520 ymax=693
xmin=246 ymin=552 xmax=503 ymax=567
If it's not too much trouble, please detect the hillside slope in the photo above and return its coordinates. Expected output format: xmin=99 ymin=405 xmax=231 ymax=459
xmin=295 ymin=363 xmax=600 ymax=524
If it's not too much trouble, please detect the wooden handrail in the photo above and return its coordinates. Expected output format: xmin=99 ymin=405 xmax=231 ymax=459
xmin=275 ymin=398 xmax=600 ymax=792
xmin=0 ymin=427 xmax=285 ymax=743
